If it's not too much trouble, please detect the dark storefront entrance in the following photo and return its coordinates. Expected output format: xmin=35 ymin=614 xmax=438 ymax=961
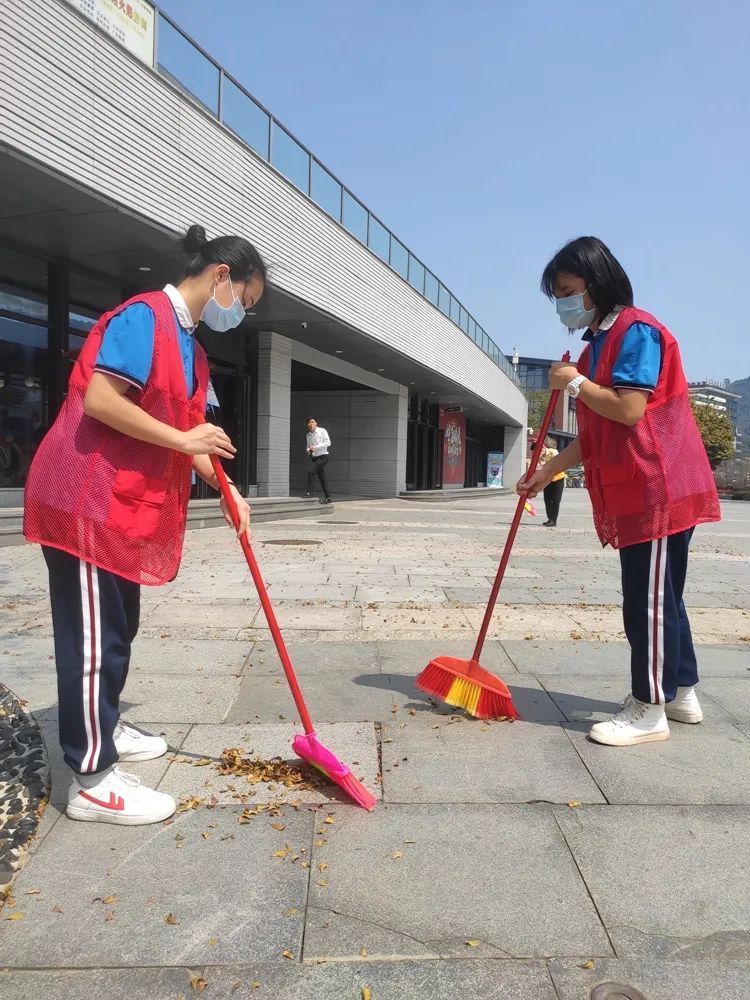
xmin=405 ymin=393 xmax=443 ymax=491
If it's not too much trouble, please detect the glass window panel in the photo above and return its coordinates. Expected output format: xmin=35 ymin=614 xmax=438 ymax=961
xmin=468 ymin=317 xmax=476 ymax=342
xmin=459 ymin=306 xmax=469 ymax=333
xmin=482 ymin=332 xmax=490 ymax=353
xmin=449 ymin=296 xmax=460 ymax=324
xmin=424 ymin=271 xmax=439 ymax=306
xmin=271 ymin=124 xmax=310 ymax=192
xmin=222 ymin=78 xmax=270 ymax=158
xmin=342 ymin=192 xmax=368 ymax=242
xmin=368 ymin=216 xmax=390 ymax=263
xmin=408 ymin=255 xmax=425 ymax=294
xmin=0 ymin=286 xmax=47 ymax=322
xmin=157 ymin=15 xmax=220 ymax=114
xmin=438 ymin=284 xmax=450 ymax=315
xmin=390 ymin=238 xmax=408 ymax=278
xmin=310 ymin=161 xmax=342 ymax=220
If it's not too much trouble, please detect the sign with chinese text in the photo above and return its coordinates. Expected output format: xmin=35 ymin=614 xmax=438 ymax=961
xmin=486 ymin=451 xmax=504 ymax=488
xmin=439 ymin=408 xmax=466 ymax=488
xmin=65 ymin=0 xmax=155 ymax=67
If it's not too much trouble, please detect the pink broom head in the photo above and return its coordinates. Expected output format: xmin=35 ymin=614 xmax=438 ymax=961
xmin=416 ymin=656 xmax=519 ymax=721
xmin=293 ymin=732 xmax=377 ymax=811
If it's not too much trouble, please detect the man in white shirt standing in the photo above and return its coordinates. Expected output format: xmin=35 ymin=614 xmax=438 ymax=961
xmin=305 ymin=416 xmax=332 ymax=504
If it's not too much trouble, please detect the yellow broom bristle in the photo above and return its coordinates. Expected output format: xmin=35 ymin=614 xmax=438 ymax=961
xmin=446 ymin=676 xmax=482 ymax=716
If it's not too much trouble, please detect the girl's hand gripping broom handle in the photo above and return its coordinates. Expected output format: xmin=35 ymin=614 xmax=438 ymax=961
xmin=207 ymin=450 xmax=316 ymax=736
xmin=471 ymin=351 xmax=571 ymax=663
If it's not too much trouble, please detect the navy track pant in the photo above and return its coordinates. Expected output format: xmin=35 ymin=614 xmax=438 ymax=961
xmin=619 ymin=528 xmax=699 ymax=705
xmin=43 ymin=546 xmax=140 ymax=775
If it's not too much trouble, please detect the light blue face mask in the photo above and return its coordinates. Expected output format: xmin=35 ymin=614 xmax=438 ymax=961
xmin=202 ymin=280 xmax=246 ymax=333
xmin=556 ymin=290 xmax=595 ymax=331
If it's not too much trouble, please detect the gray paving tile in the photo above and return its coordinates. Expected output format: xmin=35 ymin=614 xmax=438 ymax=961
xmin=564 ymin=717 xmax=750 ymax=804
xmin=505 ymin=640 xmax=750 ymax=678
xmin=555 ymin=804 xmax=750 ymax=958
xmin=156 ymin=722 xmax=379 ymax=806
xmin=127 ymin=637 xmax=250 ymax=676
xmin=119 ymin=673 xmax=243 ymax=723
xmin=245 ymin=641 xmax=380 ymax=677
xmin=700 ymin=677 xmax=750 ymax=722
xmin=550 ymin=958 xmax=750 ymax=1000
xmin=0 ymin=960 xmax=559 ymax=999
xmin=142 ymin=600 xmax=260 ymax=629
xmin=266 ymin=584 xmax=356 ymax=601
xmin=226 ymin=671 xmax=396 ymax=724
xmin=445 ymin=586 xmax=543 ymax=605
xmin=0 ymin=804 xmax=313 ymax=967
xmin=380 ymin=716 xmax=604 ymax=804
xmin=304 ymin=804 xmax=612 ymax=960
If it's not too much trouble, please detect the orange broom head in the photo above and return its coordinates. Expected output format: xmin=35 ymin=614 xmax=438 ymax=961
xmin=415 ymin=656 xmax=519 ymax=721
xmin=293 ymin=732 xmax=377 ymax=811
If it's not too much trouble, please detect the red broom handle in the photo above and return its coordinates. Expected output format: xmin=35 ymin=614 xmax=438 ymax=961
xmin=471 ymin=351 xmax=571 ymax=662
xmin=207 ymin=449 xmax=316 ymax=735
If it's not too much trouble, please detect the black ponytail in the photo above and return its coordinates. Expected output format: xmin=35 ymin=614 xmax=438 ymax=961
xmin=181 ymin=224 xmax=267 ymax=283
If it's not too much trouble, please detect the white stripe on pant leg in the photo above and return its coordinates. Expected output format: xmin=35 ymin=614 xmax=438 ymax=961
xmin=647 ymin=540 xmax=658 ymax=703
xmin=653 ymin=539 xmax=667 ymax=705
xmin=79 ymin=561 xmax=95 ymax=772
xmin=89 ymin=565 xmax=102 ymax=772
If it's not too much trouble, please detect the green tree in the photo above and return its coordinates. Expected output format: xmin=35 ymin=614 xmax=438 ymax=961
xmin=526 ymin=389 xmax=552 ymax=434
xmin=690 ymin=400 xmax=735 ymax=468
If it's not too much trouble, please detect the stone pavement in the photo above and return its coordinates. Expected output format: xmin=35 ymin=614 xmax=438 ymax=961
xmin=1 ymin=490 xmax=749 ymax=1000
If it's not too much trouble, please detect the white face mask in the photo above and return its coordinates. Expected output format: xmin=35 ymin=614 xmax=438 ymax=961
xmin=201 ymin=279 xmax=246 ymax=332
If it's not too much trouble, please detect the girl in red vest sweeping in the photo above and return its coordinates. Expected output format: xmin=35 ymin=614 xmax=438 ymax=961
xmin=24 ymin=225 xmax=266 ymax=824
xmin=518 ymin=236 xmax=720 ymax=747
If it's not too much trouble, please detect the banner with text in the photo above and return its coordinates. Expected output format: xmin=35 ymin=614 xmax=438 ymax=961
xmin=439 ymin=408 xmax=466 ymax=488
xmin=65 ymin=0 xmax=155 ymax=66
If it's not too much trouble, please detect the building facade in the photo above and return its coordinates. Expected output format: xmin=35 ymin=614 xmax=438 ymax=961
xmin=507 ymin=352 xmax=578 ymax=446
xmin=688 ymin=380 xmax=742 ymax=453
xmin=0 ymin=0 xmax=527 ymax=505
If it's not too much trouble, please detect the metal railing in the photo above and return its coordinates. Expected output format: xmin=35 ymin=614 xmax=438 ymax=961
xmin=151 ymin=8 xmax=519 ymax=384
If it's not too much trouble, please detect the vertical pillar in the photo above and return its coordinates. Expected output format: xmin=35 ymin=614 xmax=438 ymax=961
xmin=47 ymin=259 xmax=69 ymax=421
xmin=256 ymin=331 xmax=291 ymax=496
xmin=348 ymin=385 xmax=408 ymax=497
xmin=503 ymin=424 xmax=526 ymax=487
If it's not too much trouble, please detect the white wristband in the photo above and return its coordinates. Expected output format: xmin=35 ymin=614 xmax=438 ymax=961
xmin=566 ymin=375 xmax=586 ymax=398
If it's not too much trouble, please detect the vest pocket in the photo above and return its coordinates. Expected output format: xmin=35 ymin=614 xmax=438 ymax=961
xmin=599 ymin=460 xmax=645 ymax=516
xmin=107 ymin=470 xmax=167 ymax=539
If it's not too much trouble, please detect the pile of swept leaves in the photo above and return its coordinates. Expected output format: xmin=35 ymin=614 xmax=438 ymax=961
xmin=216 ymin=747 xmax=325 ymax=792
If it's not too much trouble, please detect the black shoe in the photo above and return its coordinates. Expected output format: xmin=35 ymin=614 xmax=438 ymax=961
xmin=543 ymin=520 xmax=557 ymax=527
xmin=321 ymin=497 xmax=333 ymax=505
xmin=305 ymin=493 xmax=313 ymax=498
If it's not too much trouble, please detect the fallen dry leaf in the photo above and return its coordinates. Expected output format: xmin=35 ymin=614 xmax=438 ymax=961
xmin=164 ymin=913 xmax=178 ymax=925
xmin=251 ymin=983 xmax=262 ymax=990
xmin=24 ymin=889 xmax=41 ymax=896
xmin=193 ymin=758 xmax=213 ymax=767
xmin=176 ymin=796 xmax=205 ymax=813
xmin=579 ymin=960 xmax=595 ymax=969
xmin=52 ymin=905 xmax=63 ymax=914
xmin=465 ymin=939 xmax=481 ymax=948
xmin=104 ymin=910 xmax=115 ymax=923
xmin=318 ymin=862 xmax=328 ymax=872
xmin=283 ymin=908 xmax=298 ymax=917
xmin=360 ymin=947 xmax=369 ymax=957
xmin=271 ymin=822 xmax=286 ymax=832
xmin=567 ymin=801 xmax=582 ymax=809
xmin=189 ymin=971 xmax=208 ymax=993
xmin=323 ymin=815 xmax=335 ymax=825
xmin=5 ymin=912 xmax=24 ymax=921
xmin=282 ymin=949 xmax=294 ymax=960
xmin=317 ymin=879 xmax=328 ymax=887
xmin=390 ymin=851 xmax=403 ymax=860
xmin=208 ymin=937 xmax=218 ymax=946
xmin=362 ymin=988 xmax=373 ymax=1000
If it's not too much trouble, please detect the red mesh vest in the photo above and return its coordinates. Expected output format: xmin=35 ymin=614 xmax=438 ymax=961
xmin=24 ymin=291 xmax=209 ymax=585
xmin=576 ymin=306 xmax=720 ymax=549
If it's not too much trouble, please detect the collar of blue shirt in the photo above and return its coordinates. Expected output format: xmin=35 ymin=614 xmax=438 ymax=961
xmin=582 ymin=306 xmax=623 ymax=342
xmin=163 ymin=284 xmax=196 ymax=334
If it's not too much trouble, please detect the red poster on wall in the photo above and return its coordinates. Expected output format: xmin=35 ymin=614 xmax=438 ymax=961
xmin=439 ymin=407 xmax=466 ymax=488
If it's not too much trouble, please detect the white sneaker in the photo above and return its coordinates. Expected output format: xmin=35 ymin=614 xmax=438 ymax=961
xmin=114 ymin=720 xmax=168 ymax=762
xmin=589 ymin=694 xmax=670 ymax=747
xmin=666 ymin=686 xmax=704 ymax=724
xmin=66 ymin=767 xmax=176 ymax=825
